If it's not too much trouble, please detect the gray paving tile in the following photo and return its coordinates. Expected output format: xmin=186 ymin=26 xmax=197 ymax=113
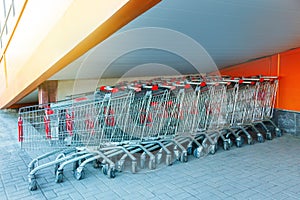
xmin=1 ymin=110 xmax=300 ymax=200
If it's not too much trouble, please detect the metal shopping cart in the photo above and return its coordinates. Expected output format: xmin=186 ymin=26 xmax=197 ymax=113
xmin=18 ymin=74 xmax=281 ymax=191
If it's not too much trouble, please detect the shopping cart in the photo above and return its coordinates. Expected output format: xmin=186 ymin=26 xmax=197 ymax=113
xmin=18 ymin=74 xmax=281 ymax=191
xmin=246 ymin=76 xmax=282 ymax=138
xmin=20 ymin=87 xmax=136 ymax=190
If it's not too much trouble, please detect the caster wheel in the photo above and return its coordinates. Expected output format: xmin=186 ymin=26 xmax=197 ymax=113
xmin=140 ymin=153 xmax=146 ymax=169
xmin=193 ymin=147 xmax=204 ymax=158
xmin=166 ymin=154 xmax=172 ymax=166
xmin=266 ymin=131 xmax=272 ymax=140
xmin=275 ymin=128 xmax=282 ymax=137
xmin=187 ymin=146 xmax=193 ymax=155
xmin=102 ymin=165 xmax=108 ymax=175
xmin=209 ymin=145 xmax=217 ymax=155
xmin=257 ymin=134 xmax=265 ymax=143
xmin=117 ymin=160 xmax=125 ymax=172
xmin=55 ymin=171 xmax=63 ymax=183
xmin=236 ymin=140 xmax=242 ymax=148
xmin=93 ymin=160 xmax=101 ymax=168
xmin=247 ymin=137 xmax=254 ymax=145
xmin=108 ymin=168 xmax=116 ymax=179
xmin=223 ymin=141 xmax=230 ymax=151
xmin=149 ymin=159 xmax=156 ymax=170
xmin=28 ymin=179 xmax=37 ymax=191
xmin=74 ymin=169 xmax=85 ymax=180
xmin=131 ymin=161 xmax=137 ymax=174
xmin=180 ymin=152 xmax=188 ymax=163
xmin=236 ymin=136 xmax=244 ymax=147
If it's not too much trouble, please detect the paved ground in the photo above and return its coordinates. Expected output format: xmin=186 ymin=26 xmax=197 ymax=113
xmin=0 ymin=109 xmax=300 ymax=200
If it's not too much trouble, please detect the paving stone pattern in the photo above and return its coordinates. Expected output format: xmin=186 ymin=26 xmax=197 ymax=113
xmin=0 ymin=110 xmax=300 ymax=200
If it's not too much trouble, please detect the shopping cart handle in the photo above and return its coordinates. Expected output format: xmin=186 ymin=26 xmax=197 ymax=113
xmin=158 ymin=84 xmax=176 ymax=90
xmin=242 ymin=76 xmax=278 ymax=82
xmin=99 ymin=86 xmax=119 ymax=93
xmin=142 ymin=85 xmax=153 ymax=89
xmin=141 ymin=84 xmax=159 ymax=91
xmin=127 ymin=85 xmax=142 ymax=92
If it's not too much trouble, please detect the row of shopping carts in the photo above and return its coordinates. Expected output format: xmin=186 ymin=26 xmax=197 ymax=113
xmin=18 ymin=75 xmax=281 ymax=191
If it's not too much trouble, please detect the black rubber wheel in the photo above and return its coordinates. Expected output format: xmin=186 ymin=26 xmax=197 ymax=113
xmin=248 ymin=137 xmax=254 ymax=145
xmin=102 ymin=165 xmax=108 ymax=175
xmin=74 ymin=169 xmax=85 ymax=180
xmin=266 ymin=132 xmax=272 ymax=140
xmin=210 ymin=145 xmax=216 ymax=155
xmin=223 ymin=141 xmax=230 ymax=151
xmin=93 ymin=160 xmax=101 ymax=168
xmin=181 ymin=153 xmax=188 ymax=163
xmin=166 ymin=155 xmax=172 ymax=166
xmin=187 ymin=146 xmax=193 ymax=155
xmin=55 ymin=172 xmax=63 ymax=183
xmin=108 ymin=168 xmax=116 ymax=179
xmin=131 ymin=161 xmax=137 ymax=174
xmin=235 ymin=137 xmax=244 ymax=148
xmin=193 ymin=147 xmax=204 ymax=158
xmin=257 ymin=135 xmax=265 ymax=143
xmin=28 ymin=179 xmax=37 ymax=191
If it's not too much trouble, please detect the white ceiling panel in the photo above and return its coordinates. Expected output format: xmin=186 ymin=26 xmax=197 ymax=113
xmin=51 ymin=0 xmax=300 ymax=81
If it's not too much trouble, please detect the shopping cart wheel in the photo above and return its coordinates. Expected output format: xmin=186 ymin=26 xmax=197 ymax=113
xmin=117 ymin=159 xmax=125 ymax=172
xmin=131 ymin=161 xmax=137 ymax=173
xmin=209 ymin=145 xmax=217 ymax=155
xmin=74 ymin=169 xmax=85 ymax=180
xmin=140 ymin=153 xmax=146 ymax=169
xmin=28 ymin=178 xmax=37 ymax=191
xmin=193 ymin=147 xmax=204 ymax=158
xmin=266 ymin=131 xmax=272 ymax=140
xmin=102 ymin=164 xmax=108 ymax=175
xmin=247 ymin=137 xmax=254 ymax=145
xmin=257 ymin=134 xmax=265 ymax=143
xmin=93 ymin=160 xmax=101 ymax=168
xmin=180 ymin=152 xmax=188 ymax=163
xmin=187 ymin=142 xmax=193 ymax=155
xmin=275 ymin=128 xmax=282 ymax=137
xmin=108 ymin=167 xmax=116 ymax=179
xmin=55 ymin=170 xmax=63 ymax=183
xmin=187 ymin=146 xmax=193 ymax=155
xmin=223 ymin=141 xmax=230 ymax=151
xmin=149 ymin=158 xmax=156 ymax=170
xmin=236 ymin=137 xmax=244 ymax=148
xmin=156 ymin=149 xmax=163 ymax=165
xmin=166 ymin=154 xmax=172 ymax=166
xmin=173 ymin=146 xmax=180 ymax=161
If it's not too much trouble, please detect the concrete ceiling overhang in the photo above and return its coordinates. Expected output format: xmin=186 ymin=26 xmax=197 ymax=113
xmin=51 ymin=0 xmax=300 ymax=81
xmin=3 ymin=0 xmax=161 ymax=107
xmin=17 ymin=0 xmax=300 ymax=104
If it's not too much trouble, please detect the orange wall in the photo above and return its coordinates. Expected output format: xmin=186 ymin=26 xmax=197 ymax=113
xmin=278 ymin=48 xmax=300 ymax=111
xmin=219 ymin=48 xmax=300 ymax=112
xmin=220 ymin=55 xmax=278 ymax=77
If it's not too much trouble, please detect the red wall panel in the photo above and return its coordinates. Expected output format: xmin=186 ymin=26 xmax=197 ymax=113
xmin=278 ymin=48 xmax=300 ymax=111
xmin=219 ymin=48 xmax=300 ymax=111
